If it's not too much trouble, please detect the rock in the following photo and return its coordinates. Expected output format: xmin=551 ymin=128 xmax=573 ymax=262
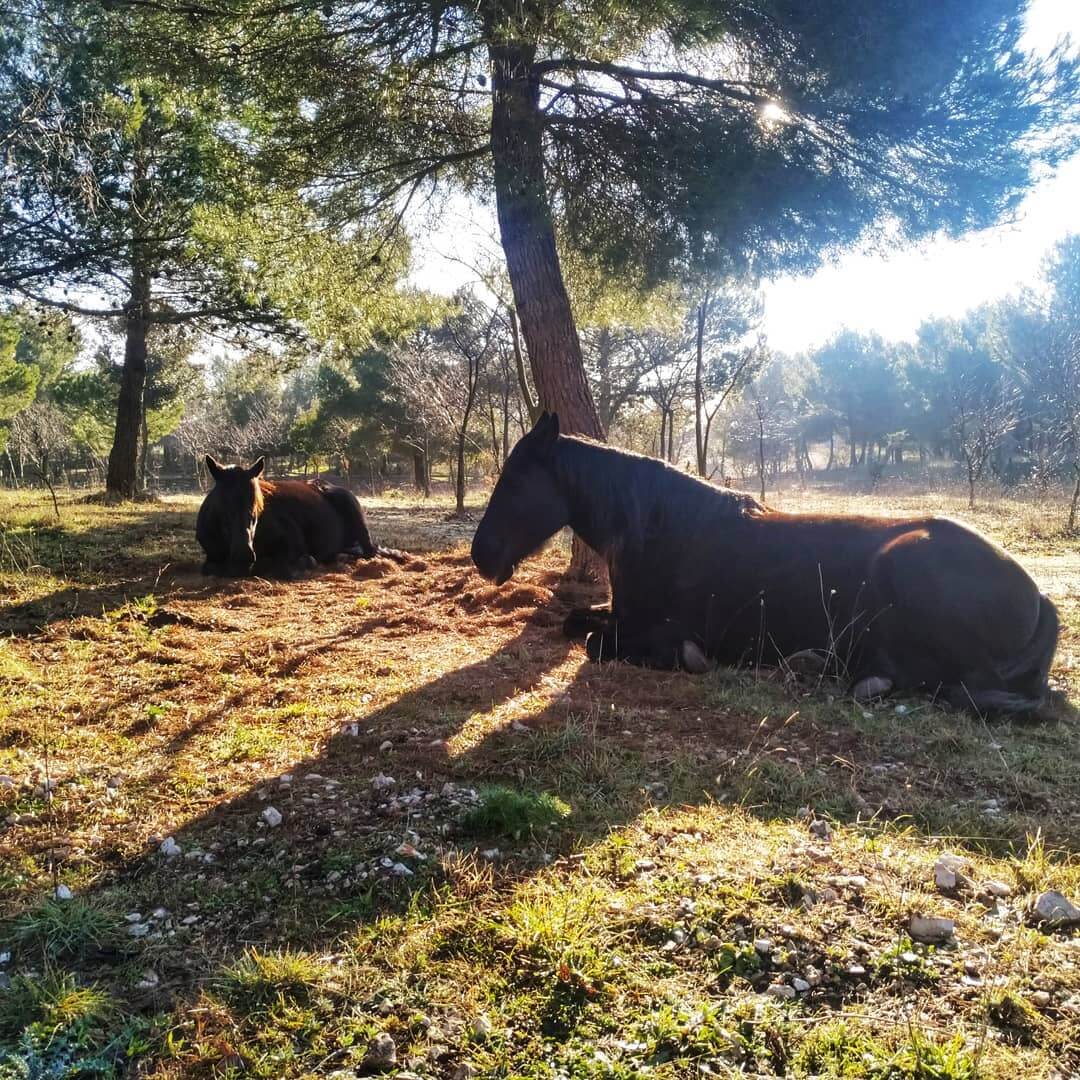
xmin=1033 ymin=891 xmax=1080 ymax=928
xmin=766 ymin=983 xmax=795 ymax=1000
xmin=908 ymin=914 xmax=955 ymax=943
xmin=136 ymin=970 xmax=160 ymax=990
xmin=372 ymin=773 xmax=395 ymax=791
xmin=808 ymin=819 xmax=832 ymax=840
xmin=803 ymin=966 xmax=823 ymax=986
xmin=452 ymin=1065 xmax=476 ymax=1080
xmin=361 ymin=1032 xmax=397 ymax=1072
xmin=935 ymin=861 xmax=962 ymax=891
xmin=54 ymin=884 xmax=73 ymax=901
xmin=471 ymin=1015 xmax=493 ymax=1040
xmin=127 ymin=923 xmax=150 ymax=938
xmin=792 ymin=977 xmax=810 ymax=993
xmin=261 ymin=806 xmax=283 ymax=828
xmin=1032 ymin=990 xmax=1052 ymax=1008
xmin=846 ymin=964 xmax=867 ymax=978
xmin=379 ymin=740 xmax=393 ymax=753
xmin=753 ymin=938 xmax=774 ymax=955
xmin=634 ymin=858 xmax=657 ymax=872
xmin=125 ymin=912 xmax=143 ymax=923
xmin=159 ymin=837 xmax=181 ymax=857
xmin=0 ymin=775 xmax=14 ymax=788
xmin=984 ymin=880 xmax=1012 ymax=898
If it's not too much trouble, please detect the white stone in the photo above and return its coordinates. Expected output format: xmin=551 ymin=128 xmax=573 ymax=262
xmin=766 ymin=983 xmax=796 ymax=1000
xmin=985 ymin=880 xmax=1013 ymax=898
xmin=1032 ymin=990 xmax=1052 ymax=1008
xmin=472 ymin=1015 xmax=493 ymax=1040
xmin=792 ymin=977 xmax=810 ymax=993
xmin=261 ymin=806 xmax=283 ymax=828
xmin=127 ymin=923 xmax=150 ymax=938
xmin=754 ymin=938 xmax=774 ymax=955
xmin=54 ymin=884 xmax=73 ymax=901
xmin=159 ymin=837 xmax=181 ymax=857
xmin=372 ymin=773 xmax=396 ymax=791
xmin=909 ymin=914 xmax=955 ymax=943
xmin=1034 ymin=890 xmax=1080 ymax=927
xmin=125 ymin=912 xmax=143 ymax=923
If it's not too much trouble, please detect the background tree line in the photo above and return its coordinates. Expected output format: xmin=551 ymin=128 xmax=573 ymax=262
xmin=3 ymin=231 xmax=1080 ymax=528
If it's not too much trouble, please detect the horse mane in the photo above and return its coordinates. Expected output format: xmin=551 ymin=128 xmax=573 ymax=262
xmin=556 ymin=435 xmax=763 ymax=538
xmin=254 ymin=478 xmax=275 ymax=514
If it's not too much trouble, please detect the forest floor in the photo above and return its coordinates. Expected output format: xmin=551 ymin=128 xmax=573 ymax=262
xmin=2 ymin=482 xmax=1080 ymax=1079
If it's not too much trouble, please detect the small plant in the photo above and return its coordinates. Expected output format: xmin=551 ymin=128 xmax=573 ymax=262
xmin=461 ymin=786 xmax=571 ymax=839
xmin=217 ymin=948 xmax=330 ymax=1010
xmin=0 ymin=971 xmax=116 ymax=1041
xmin=11 ymin=898 xmax=121 ymax=962
xmin=711 ymin=940 xmax=763 ymax=982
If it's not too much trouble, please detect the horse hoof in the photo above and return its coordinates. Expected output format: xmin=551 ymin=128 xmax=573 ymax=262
xmin=680 ymin=640 xmax=711 ymax=674
xmin=786 ymin=649 xmax=828 ymax=676
xmin=853 ymin=675 xmax=893 ymax=701
xmin=585 ymin=630 xmax=616 ymax=663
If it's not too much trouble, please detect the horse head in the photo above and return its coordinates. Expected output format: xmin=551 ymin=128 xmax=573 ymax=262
xmin=471 ymin=412 xmax=570 ymax=585
xmin=203 ymin=455 xmax=266 ymax=572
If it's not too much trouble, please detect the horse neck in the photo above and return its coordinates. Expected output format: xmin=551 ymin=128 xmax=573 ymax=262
xmin=552 ymin=436 xmax=636 ymax=556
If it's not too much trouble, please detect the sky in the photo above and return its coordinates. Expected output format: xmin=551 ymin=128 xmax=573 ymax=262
xmin=408 ymin=0 xmax=1080 ymax=355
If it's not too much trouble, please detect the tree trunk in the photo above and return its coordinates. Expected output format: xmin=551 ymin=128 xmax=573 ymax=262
xmin=1068 ymin=462 xmax=1080 ymax=532
xmin=695 ymin=297 xmax=708 ymax=476
xmin=489 ymin=40 xmax=605 ymax=582
xmin=105 ymin=270 xmax=150 ymax=499
xmin=139 ymin=404 xmax=150 ymax=492
xmin=758 ymin=419 xmax=767 ymax=503
xmin=412 ymin=448 xmax=428 ymax=495
xmin=455 ymin=431 xmax=467 ymax=514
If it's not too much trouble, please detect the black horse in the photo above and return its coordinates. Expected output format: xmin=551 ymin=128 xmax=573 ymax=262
xmin=197 ymin=456 xmax=392 ymax=577
xmin=471 ymin=413 xmax=1059 ymax=714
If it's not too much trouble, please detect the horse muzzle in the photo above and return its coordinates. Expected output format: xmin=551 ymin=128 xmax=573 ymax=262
xmin=471 ymin=533 xmax=514 ymax=585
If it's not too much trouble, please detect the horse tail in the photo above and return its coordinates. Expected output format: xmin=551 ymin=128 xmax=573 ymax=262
xmin=998 ymin=593 xmax=1059 ymax=686
xmin=952 ymin=593 xmax=1059 ymax=716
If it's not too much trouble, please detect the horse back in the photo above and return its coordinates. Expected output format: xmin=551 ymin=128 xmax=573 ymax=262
xmin=258 ymin=479 xmax=346 ymax=560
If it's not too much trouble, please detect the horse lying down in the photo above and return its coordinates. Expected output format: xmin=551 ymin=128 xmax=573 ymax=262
xmin=471 ymin=413 xmax=1059 ymax=715
xmin=197 ymin=456 xmax=402 ymax=578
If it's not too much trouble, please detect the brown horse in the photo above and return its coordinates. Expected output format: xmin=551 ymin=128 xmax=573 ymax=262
xmin=471 ymin=414 xmax=1059 ymax=715
xmin=197 ymin=456 xmax=393 ymax=578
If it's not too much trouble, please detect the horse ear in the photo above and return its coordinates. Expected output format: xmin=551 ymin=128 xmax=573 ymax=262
xmin=247 ymin=457 xmax=265 ymax=479
xmin=532 ymin=411 xmax=559 ymax=447
xmin=205 ymin=455 xmax=224 ymax=482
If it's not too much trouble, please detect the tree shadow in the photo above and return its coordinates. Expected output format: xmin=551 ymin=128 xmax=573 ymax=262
xmin=5 ymin=545 xmax=1079 ymax=1075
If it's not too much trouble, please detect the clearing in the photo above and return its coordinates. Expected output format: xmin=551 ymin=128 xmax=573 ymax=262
xmin=1 ymin=485 xmax=1079 ymax=1079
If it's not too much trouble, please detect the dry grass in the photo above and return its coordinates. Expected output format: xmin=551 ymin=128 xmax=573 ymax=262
xmin=1 ymin=482 xmax=1079 ymax=1078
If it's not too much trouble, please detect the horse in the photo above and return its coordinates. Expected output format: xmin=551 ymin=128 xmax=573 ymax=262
xmin=470 ymin=413 xmax=1059 ymax=715
xmin=197 ymin=456 xmax=393 ymax=578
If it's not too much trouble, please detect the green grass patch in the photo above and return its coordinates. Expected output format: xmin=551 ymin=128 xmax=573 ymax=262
xmin=461 ymin=785 xmax=571 ymax=839
xmin=10 ymin=898 xmax=122 ymax=962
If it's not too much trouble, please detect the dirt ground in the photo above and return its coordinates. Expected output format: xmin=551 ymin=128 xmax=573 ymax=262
xmin=2 ymin=485 xmax=1080 ymax=1078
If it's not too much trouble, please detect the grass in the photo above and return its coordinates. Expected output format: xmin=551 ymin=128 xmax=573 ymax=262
xmin=0 ymin=482 xmax=1078 ymax=1078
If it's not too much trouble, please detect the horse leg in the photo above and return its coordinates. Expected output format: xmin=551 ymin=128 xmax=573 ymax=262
xmin=586 ymin=617 xmax=712 ymax=674
xmin=563 ymin=605 xmax=614 ymax=640
xmin=253 ymin=520 xmax=316 ymax=579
